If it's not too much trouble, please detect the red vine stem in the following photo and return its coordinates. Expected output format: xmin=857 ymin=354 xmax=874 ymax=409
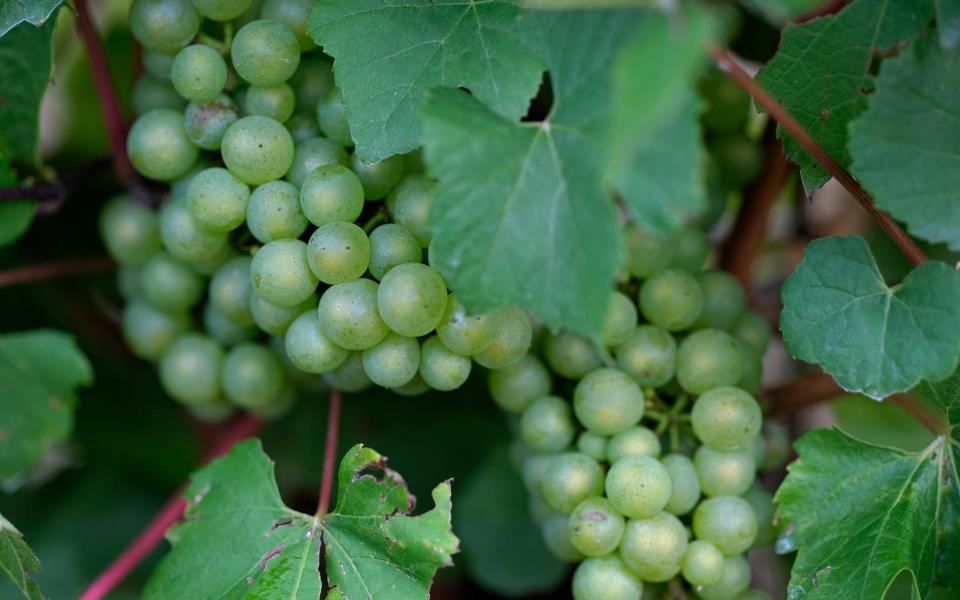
xmin=710 ymin=47 xmax=929 ymax=267
xmin=78 ymin=412 xmax=263 ymax=600
xmin=0 ymin=257 xmax=114 ymax=288
xmin=316 ymin=388 xmax=342 ymax=517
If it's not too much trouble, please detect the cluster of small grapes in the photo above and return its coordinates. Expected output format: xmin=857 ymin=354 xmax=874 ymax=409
xmin=488 ymin=225 xmax=789 ymax=600
xmin=102 ymin=0 xmax=534 ymax=419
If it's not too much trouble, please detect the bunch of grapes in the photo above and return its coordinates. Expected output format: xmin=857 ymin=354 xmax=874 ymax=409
xmin=101 ymin=0 xmax=535 ymax=420
xmin=488 ymin=224 xmax=789 ymax=600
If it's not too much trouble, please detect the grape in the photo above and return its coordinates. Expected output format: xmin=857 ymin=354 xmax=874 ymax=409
xmin=757 ymin=420 xmax=790 ymax=472
xmin=419 ymin=336 xmax=471 ymax=391
xmin=129 ymin=0 xmax=200 ymax=54
xmin=639 ymin=268 xmax=705 ymax=331
xmin=521 ymin=453 xmax=555 ymax=494
xmin=245 ymin=180 xmax=308 ymax=243
xmin=541 ymin=452 xmax=604 ymax=513
xmin=299 ymin=163 xmax=364 ymax=225
xmin=190 ymin=243 xmax=233 ymax=276
xmin=573 ymin=368 xmax=643 ymax=436
xmin=737 ymin=591 xmax=774 ymax=600
xmin=436 ymin=294 xmax=494 ymax=356
xmin=694 ymin=271 xmax=746 ymax=331
xmin=607 ymin=427 xmax=661 ymax=462
xmin=520 ymin=396 xmax=575 ymax=454
xmin=159 ymin=198 xmax=231 ymax=263
xmin=350 ymin=153 xmax=404 ymax=200
xmin=221 ymin=343 xmax=285 ymax=408
xmin=251 ymin=294 xmax=315 ymax=336
xmin=361 ymin=333 xmax=420 ymax=388
xmin=676 ymin=329 xmax=745 ymax=395
xmin=733 ymin=311 xmax=771 ymax=356
xmin=209 ymin=256 xmax=254 ymax=324
xmin=691 ymin=386 xmax=762 ymax=451
xmin=289 ymin=55 xmax=332 ymax=113
xmin=544 ymin=331 xmax=602 ymax=380
xmin=250 ymin=239 xmax=318 ymax=307
xmin=203 ymin=304 xmax=257 ymax=346
xmin=738 ymin=354 xmax=762 ymax=394
xmin=603 ymin=291 xmax=638 ymax=347
xmin=710 ymin=133 xmax=762 ymax=187
xmin=696 ymin=555 xmax=750 ymax=600
xmin=619 ymin=511 xmax=688 ymax=582
xmin=474 ymin=306 xmax=532 ymax=369
xmin=221 ymin=116 xmax=295 ymax=185
xmin=392 ymin=374 xmax=430 ymax=397
xmin=661 ymin=453 xmax=701 ymax=516
xmin=141 ymin=252 xmax=204 ymax=312
xmin=117 ymin=267 xmax=142 ymax=300
xmin=572 ymin=556 xmax=643 ymax=600
xmin=283 ymin=310 xmax=348 ymax=373
xmin=171 ymin=45 xmax=227 ymax=103
xmin=316 ymin=87 xmax=352 ymax=147
xmin=743 ymin=484 xmax=776 ymax=547
xmin=187 ymin=167 xmax=251 ymax=232
xmin=681 ymin=540 xmax=725 ymax=587
xmin=306 ymin=222 xmax=370 ymax=284
xmin=121 ymin=300 xmax=190 ymax=360
xmin=615 ymin=325 xmax=676 ymax=387
xmin=322 ymin=351 xmax=372 ymax=393
xmin=191 ymin=0 xmax=253 ymax=20
xmin=699 ymin=70 xmax=749 ymax=133
xmin=231 ymin=20 xmax=300 ymax=87
xmin=248 ymin=384 xmax=296 ymax=420
xmin=692 ymin=496 xmax=757 ymax=555
xmin=576 ymin=432 xmax=607 ymax=461
xmin=187 ymin=398 xmax=234 ymax=422
xmin=287 ymin=114 xmax=319 ymax=143
xmin=377 ymin=263 xmax=447 ymax=337
xmin=694 ymin=446 xmax=755 ymax=497
xmin=287 ymin=138 xmax=348 ymax=188
xmin=317 ymin=279 xmax=389 ymax=350
xmin=487 ymin=353 xmax=551 ymax=413
xmin=567 ymin=497 xmax=625 ymax=557
xmin=259 ymin=0 xmax=314 ymax=50
xmin=169 ymin=162 xmax=208 ymax=201
xmin=184 ymin=95 xmax=239 ymax=150
xmin=669 ymin=227 xmax=711 ymax=272
xmin=245 ymin=84 xmax=296 ymax=123
xmin=541 ymin=512 xmax=584 ymax=562
xmin=623 ymin=222 xmax=672 ymax=279
xmin=99 ymin=197 xmax=161 ymax=267
xmin=133 ymin=76 xmax=184 ymax=113
xmin=362 ymin=226 xmax=420 ymax=285
xmin=127 ymin=109 xmax=198 ymax=181
xmin=605 ymin=456 xmax=672 ymax=518
xmin=159 ymin=333 xmax=224 ymax=404
xmin=143 ymin=50 xmax=175 ymax=80
xmin=385 ymin=175 xmax=432 ymax=247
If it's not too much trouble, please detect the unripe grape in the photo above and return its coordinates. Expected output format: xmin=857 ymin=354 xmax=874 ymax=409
xmin=603 ymin=291 xmax=638 ymax=347
xmin=541 ymin=512 xmax=584 ymax=562
xmin=159 ymin=333 xmax=224 ymax=404
xmin=289 ymin=55 xmax=332 ymax=112
xmin=248 ymin=384 xmax=296 ymax=420
xmin=244 ymin=84 xmax=295 ymax=123
xmin=694 ymin=270 xmax=746 ymax=331
xmin=129 ymin=0 xmax=200 ymax=54
xmin=250 ymin=239 xmax=318 ymax=307
xmin=191 ymin=0 xmax=254 ymax=21
xmin=259 ymin=0 xmax=314 ymax=50
xmin=669 ymin=227 xmax=710 ymax=272
xmin=188 ymin=241 xmax=233 ymax=276
xmin=572 ymin=556 xmax=643 ymax=600
xmin=521 ymin=453 xmax=555 ymax=495
xmin=620 ymin=511 xmax=688 ymax=582
xmin=573 ymin=368 xmax=643 ymax=436
xmin=286 ymin=137 xmax=349 ymax=187
xmin=386 ymin=175 xmax=432 ymax=247
xmin=141 ymin=252 xmax=204 ymax=312
xmin=171 ymin=44 xmax=228 ymax=103
xmin=287 ymin=114 xmax=319 ymax=143
xmin=693 ymin=496 xmax=757 ymax=555
xmin=250 ymin=294 xmax=316 ymax=336
xmin=184 ymin=95 xmax=239 ymax=150
xmin=231 ymin=20 xmax=300 ymax=86
xmin=567 ymin=497 xmax=625 ymax=557
xmin=681 ymin=540 xmax=725 ymax=587
xmin=128 ymin=109 xmax=198 ymax=181
xmin=694 ymin=446 xmax=755 ymax=497
xmin=419 ymin=336 xmax=471 ymax=391
xmin=605 ymin=456 xmax=672 ymax=519
xmin=487 ymin=353 xmax=550 ymax=413
xmin=691 ymin=386 xmax=762 ymax=451
xmin=317 ymin=279 xmax=389 ymax=350
xmin=377 ymin=263 xmax=447 ymax=337
xmin=737 ymin=591 xmax=774 ymax=600
xmin=676 ymin=329 xmax=745 ymax=395
xmin=696 ymin=555 xmax=750 ymax=600
xmin=474 ymin=306 xmax=532 ymax=369
xmin=99 ymin=197 xmax=161 ymax=267
xmin=209 ymin=256 xmax=254 ymax=325
xmin=122 ymin=300 xmax=190 ymax=360
xmin=544 ymin=331 xmax=602 ymax=380
xmin=187 ymin=167 xmax=251 ymax=232
xmin=710 ymin=133 xmax=763 ymax=187
xmin=576 ymin=432 xmax=607 ymax=462
xmin=392 ymin=374 xmax=430 ymax=397
xmin=361 ymin=333 xmax=420 ymax=388
xmin=187 ymin=398 xmax=234 ymax=423
xmin=661 ymin=453 xmax=701 ymax=516
xmin=221 ymin=116 xmax=295 ymax=185
xmin=299 ymin=163 xmax=364 ymax=225
xmin=743 ymin=484 xmax=776 ymax=547
xmin=117 ymin=267 xmax=142 ymax=300
xmin=246 ymin=180 xmax=308 ymax=243
xmin=541 ymin=452 xmax=604 ymax=513
xmin=615 ymin=325 xmax=676 ymax=387
xmin=520 ymin=396 xmax=575 ymax=453
xmin=368 ymin=224 xmax=422 ymax=281
xmin=322 ymin=351 xmax=372 ymax=393
xmin=159 ymin=198 xmax=231 ymax=264
xmin=738 ymin=353 xmax=762 ymax=394
xmin=222 ymin=343 xmax=285 ymax=408
xmin=133 ymin=76 xmax=185 ymax=113
xmin=733 ymin=310 xmax=771 ymax=356
xmin=307 ymin=222 xmax=370 ymax=284
xmin=607 ymin=426 xmax=661 ymax=462
xmin=640 ymin=268 xmax=705 ymax=331
xmin=757 ymin=420 xmax=790 ymax=472
xmin=350 ymin=153 xmax=404 ymax=200
xmin=316 ymin=87 xmax=352 ymax=147
xmin=143 ymin=50 xmax=175 ymax=80
xmin=436 ymin=294 xmax=494 ymax=356
xmin=699 ymin=70 xmax=750 ymax=133
xmin=623 ymin=222 xmax=672 ymax=279
xmin=284 ymin=310 xmax=348 ymax=373
xmin=204 ymin=304 xmax=257 ymax=347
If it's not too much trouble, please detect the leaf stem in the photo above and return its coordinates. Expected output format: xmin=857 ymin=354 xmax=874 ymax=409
xmin=0 ymin=257 xmax=114 ymax=289
xmin=710 ymin=46 xmax=929 ymax=267
xmin=316 ymin=388 xmax=343 ymax=517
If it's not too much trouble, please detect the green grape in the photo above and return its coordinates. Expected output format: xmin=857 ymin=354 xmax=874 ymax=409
xmin=576 ymin=431 xmax=608 ymax=462
xmin=567 ymin=497 xmax=625 ymax=557
xmin=361 ymin=332 xmax=420 ymax=388
xmin=733 ymin=311 xmax=771 ymax=356
xmin=541 ymin=452 xmax=604 ymax=513
xmin=545 ymin=330 xmax=602 ymax=379
xmin=203 ymin=304 xmax=257 ymax=346
xmin=129 ymin=0 xmax=200 ymax=54
xmin=572 ymin=556 xmax=643 ymax=600
xmin=681 ymin=540 xmax=725 ymax=587
xmin=573 ymin=368 xmax=644 ymax=436
xmin=289 ymin=55 xmax=332 ymax=113
xmin=283 ymin=310 xmax=347 ymax=373
xmin=528 ymin=491 xmax=553 ymax=524
xmin=231 ymin=20 xmax=300 ymax=86
xmin=694 ymin=446 xmax=755 ymax=497
xmin=435 ymin=293 xmax=494 ymax=355
xmin=122 ymin=300 xmax=190 ymax=360
xmin=190 ymin=244 xmax=233 ymax=276
xmin=385 ymin=175 xmax=432 ymax=247
xmin=615 ymin=325 xmax=676 ymax=387
xmin=520 ymin=395 xmax=575 ymax=453
xmin=322 ymin=351 xmax=372 ymax=393
xmin=244 ymin=83 xmax=295 ymax=123
xmin=691 ymin=386 xmax=762 ymax=451
xmin=159 ymin=333 xmax=224 ymax=404
xmin=286 ymin=114 xmax=319 ymax=143
xmin=171 ymin=45 xmax=227 ymax=103
xmin=619 ymin=511 xmax=688 ymax=582
xmin=316 ymin=87 xmax=352 ymax=147
xmin=350 ymin=153 xmax=404 ymax=200
xmin=251 ymin=294 xmax=315 ymax=336
xmin=661 ymin=453 xmax=701 ymax=516
xmin=221 ymin=116 xmax=295 ymax=185
xmin=522 ymin=453 xmax=555 ymax=495
xmin=377 ymin=263 xmax=447 ymax=337
xmin=669 ymin=227 xmax=711 ymax=272
xmin=221 ymin=343 xmax=285 ymax=408
xmin=117 ymin=267 xmax=142 ymax=300
xmin=607 ymin=426 xmax=661 ymax=462
xmin=258 ymin=0 xmax=313 ymax=50
xmin=248 ymin=383 xmax=296 ymax=420
xmin=133 ymin=76 xmax=185 ymax=113
xmin=736 ymin=591 xmax=773 ymax=600
xmin=757 ymin=421 xmax=790 ymax=472
xmin=99 ymin=196 xmax=161 ymax=267
xmin=191 ymin=0 xmax=253 ymax=21
xmin=159 ymin=198 xmax=231 ymax=264
xmin=639 ymin=269 xmax=705 ymax=331
xmin=694 ymin=271 xmax=746 ymax=331
xmin=541 ymin=512 xmax=584 ymax=562
xmin=419 ymin=336 xmax=471 ymax=391
xmin=250 ymin=239 xmax=318 ymax=307
xmin=306 ymin=222 xmax=370 ymax=284
xmin=738 ymin=354 xmax=762 ymax=394
xmin=169 ymin=161 xmax=208 ymax=201
xmin=127 ymin=109 xmax=198 ymax=181
xmin=317 ymin=279 xmax=389 ymax=350
xmin=245 ymin=180 xmax=308 ymax=243
xmin=299 ymin=163 xmax=363 ymax=224
xmin=692 ymin=496 xmax=757 ymax=555
xmin=487 ymin=353 xmax=551 ymax=413
xmin=676 ymin=329 xmax=745 ymax=395
xmin=392 ymin=373 xmax=430 ymax=397
xmin=604 ymin=291 xmax=638 ymax=347
xmin=143 ymin=50 xmax=175 ymax=80
xmin=696 ymin=555 xmax=750 ymax=600
xmin=184 ymin=94 xmax=239 ymax=150
xmin=187 ymin=167 xmax=251 ymax=232
xmin=474 ymin=306 xmax=532 ymax=369
xmin=710 ymin=133 xmax=762 ymax=187
xmin=623 ymin=222 xmax=672 ymax=279
xmin=367 ymin=224 xmax=422 ymax=283
xmin=699 ymin=70 xmax=750 ymax=133
xmin=743 ymin=484 xmax=776 ymax=547
xmin=209 ymin=256 xmax=254 ymax=325
xmin=605 ymin=456 xmax=672 ymax=518
xmin=141 ymin=252 xmax=204 ymax=312
xmin=187 ymin=398 xmax=234 ymax=422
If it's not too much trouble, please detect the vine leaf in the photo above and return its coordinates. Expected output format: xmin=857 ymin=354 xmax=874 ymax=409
xmin=756 ymin=0 xmax=931 ymax=191
xmin=0 ymin=330 xmax=92 ymax=480
xmin=144 ymin=439 xmax=458 ymax=599
xmin=780 ymin=236 xmax=960 ymax=400
xmin=849 ymin=37 xmax=960 ymax=251
xmin=0 ymin=514 xmax=43 ymax=600
xmin=938 ymin=0 xmax=960 ymax=49
xmin=0 ymin=0 xmax=60 ymax=38
xmin=0 ymin=158 xmax=34 ymax=248
xmin=308 ymin=0 xmax=544 ymax=163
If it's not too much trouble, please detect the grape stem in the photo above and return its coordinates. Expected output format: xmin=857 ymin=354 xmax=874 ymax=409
xmin=710 ymin=46 xmax=929 ymax=267
xmin=360 ymin=209 xmax=387 ymax=233
xmin=0 ymin=256 xmax=114 ymax=289
xmin=316 ymin=387 xmax=343 ymax=517
xmin=0 ymin=156 xmax=113 ymax=215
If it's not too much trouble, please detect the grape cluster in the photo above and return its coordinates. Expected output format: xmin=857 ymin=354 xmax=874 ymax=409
xmin=104 ymin=1 xmax=534 ymax=420
xmin=489 ymin=225 xmax=788 ymax=600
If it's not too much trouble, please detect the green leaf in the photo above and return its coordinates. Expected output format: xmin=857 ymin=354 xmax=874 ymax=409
xmin=937 ymin=0 xmax=960 ymax=49
xmin=0 ymin=330 xmax=92 ymax=480
xmin=831 ymin=394 xmax=935 ymax=452
xmin=0 ymin=0 xmax=60 ymax=38
xmin=0 ymin=514 xmax=43 ymax=600
xmin=849 ymin=37 xmax=960 ymax=251
xmin=0 ymin=158 xmax=34 ymax=248
xmin=145 ymin=440 xmax=458 ymax=599
xmin=741 ymin=0 xmax=824 ymax=24
xmin=780 ymin=236 xmax=960 ymax=399
xmin=308 ymin=0 xmax=544 ymax=163
xmin=756 ymin=0 xmax=931 ymax=190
